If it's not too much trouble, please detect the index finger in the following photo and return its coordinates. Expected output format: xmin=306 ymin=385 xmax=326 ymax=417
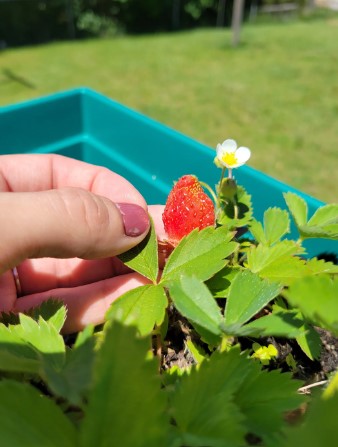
xmin=0 ymin=153 xmax=146 ymax=206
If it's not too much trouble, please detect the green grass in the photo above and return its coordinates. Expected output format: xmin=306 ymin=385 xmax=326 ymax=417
xmin=1 ymin=15 xmax=338 ymax=202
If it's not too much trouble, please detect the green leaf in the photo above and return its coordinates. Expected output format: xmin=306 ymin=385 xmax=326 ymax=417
xmin=224 ymin=271 xmax=282 ymax=327
xmin=296 ymin=320 xmax=322 ymax=361
xmin=106 ymin=284 xmax=168 ymax=336
xmin=44 ymin=336 xmax=96 ymax=406
xmin=249 ymin=219 xmax=266 ymax=244
xmin=118 ymin=217 xmax=158 ymax=283
xmin=323 ymin=370 xmax=338 ymax=399
xmin=234 ymin=366 xmax=304 ymax=445
xmin=12 ymin=313 xmax=66 ymax=370
xmin=26 ymin=299 xmax=67 ymax=332
xmin=308 ymin=204 xmax=338 ymax=227
xmin=299 ymin=223 xmax=338 ymax=240
xmin=0 ymin=347 xmax=40 ymax=373
xmin=284 ymin=392 xmax=338 ymax=447
xmin=0 ymin=380 xmax=77 ymax=446
xmin=168 ymin=276 xmax=223 ymax=345
xmin=0 ymin=309 xmax=93 ymax=407
xmin=246 ymin=241 xmax=307 ymax=285
xmin=283 ymin=192 xmax=308 ymax=227
xmin=205 ymin=266 xmax=240 ymax=298
xmin=80 ymin=321 xmax=168 ymax=447
xmin=271 ymin=303 xmax=322 ymax=360
xmin=256 ymin=256 xmax=308 ymax=285
xmin=0 ymin=323 xmax=40 ymax=373
xmin=0 ymin=311 xmax=66 ymax=374
xmin=264 ymin=207 xmax=290 ymax=245
xmin=175 ymin=401 xmax=244 ymax=447
xmin=235 ymin=310 xmax=304 ymax=338
xmin=249 ymin=208 xmax=290 ymax=247
xmin=74 ymin=323 xmax=95 ymax=348
xmin=170 ymin=348 xmax=248 ymax=447
xmin=218 ymin=184 xmax=253 ymax=229
xmin=161 ymin=226 xmax=237 ymax=284
xmin=246 ymin=240 xmax=304 ymax=272
xmin=171 ymin=346 xmax=305 ymax=447
xmin=305 ymin=257 xmax=338 ymax=275
xmin=185 ymin=339 xmax=207 ymax=364
xmin=286 ymin=200 xmax=338 ymax=240
xmin=284 ymin=275 xmax=338 ymax=335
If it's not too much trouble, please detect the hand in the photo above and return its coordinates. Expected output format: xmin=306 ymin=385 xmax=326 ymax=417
xmin=0 ymin=154 xmax=165 ymax=333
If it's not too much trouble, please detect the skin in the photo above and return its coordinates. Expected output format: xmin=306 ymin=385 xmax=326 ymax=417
xmin=0 ymin=154 xmax=166 ymax=333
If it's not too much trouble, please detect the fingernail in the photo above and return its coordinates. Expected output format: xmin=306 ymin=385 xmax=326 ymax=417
xmin=115 ymin=203 xmax=150 ymax=237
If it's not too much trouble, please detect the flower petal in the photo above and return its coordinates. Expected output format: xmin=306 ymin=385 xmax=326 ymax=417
xmin=221 ymin=139 xmax=237 ymax=153
xmin=235 ymin=146 xmax=251 ymax=166
xmin=216 ymin=143 xmax=226 ymax=159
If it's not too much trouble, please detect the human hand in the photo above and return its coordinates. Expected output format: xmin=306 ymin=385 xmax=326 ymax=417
xmin=0 ymin=154 xmax=165 ymax=333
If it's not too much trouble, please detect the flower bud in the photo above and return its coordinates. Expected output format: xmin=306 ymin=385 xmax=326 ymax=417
xmin=219 ymin=178 xmax=238 ymax=202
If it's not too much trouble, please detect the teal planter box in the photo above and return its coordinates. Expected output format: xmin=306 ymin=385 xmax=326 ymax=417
xmin=0 ymin=88 xmax=337 ymax=259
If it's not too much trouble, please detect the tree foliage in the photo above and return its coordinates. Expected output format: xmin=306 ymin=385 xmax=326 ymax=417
xmin=0 ymin=0 xmax=252 ymax=46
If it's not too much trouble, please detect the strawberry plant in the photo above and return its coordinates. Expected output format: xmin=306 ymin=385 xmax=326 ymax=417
xmin=0 ymin=138 xmax=338 ymax=446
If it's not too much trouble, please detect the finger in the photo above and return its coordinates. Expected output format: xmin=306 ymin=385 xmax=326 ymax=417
xmin=0 ymin=154 xmax=147 ymax=207
xmin=16 ymin=257 xmax=130 ymax=295
xmin=3 ymin=205 xmax=164 ymax=299
xmin=2 ymin=206 xmax=165 ymax=321
xmin=148 ymin=204 xmax=166 ymax=241
xmin=12 ymin=206 xmax=164 ymax=295
xmin=0 ymin=271 xmax=16 ymax=312
xmin=0 ymin=188 xmax=149 ymax=274
xmin=14 ymin=272 xmax=151 ymax=334
xmin=148 ymin=204 xmax=173 ymax=268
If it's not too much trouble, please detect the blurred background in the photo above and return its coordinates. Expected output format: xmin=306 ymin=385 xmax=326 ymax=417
xmin=0 ymin=0 xmax=337 ymax=202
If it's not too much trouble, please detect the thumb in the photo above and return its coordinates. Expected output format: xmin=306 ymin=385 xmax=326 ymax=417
xmin=0 ymin=187 xmax=150 ymax=274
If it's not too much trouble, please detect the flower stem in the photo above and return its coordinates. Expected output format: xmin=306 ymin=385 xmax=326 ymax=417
xmin=219 ymin=167 xmax=226 ymax=184
xmin=200 ymin=181 xmax=218 ymax=206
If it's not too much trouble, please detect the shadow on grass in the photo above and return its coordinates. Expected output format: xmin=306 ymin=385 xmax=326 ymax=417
xmin=1 ymin=68 xmax=36 ymax=89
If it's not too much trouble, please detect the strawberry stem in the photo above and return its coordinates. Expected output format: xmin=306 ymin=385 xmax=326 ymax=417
xmin=199 ymin=181 xmax=218 ymax=207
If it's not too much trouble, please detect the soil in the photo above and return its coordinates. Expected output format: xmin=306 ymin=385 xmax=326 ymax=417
xmin=161 ymin=308 xmax=197 ymax=370
xmin=160 ymin=307 xmax=338 ymax=387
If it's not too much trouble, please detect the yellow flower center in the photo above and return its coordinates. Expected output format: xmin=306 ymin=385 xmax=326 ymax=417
xmin=221 ymin=152 xmax=238 ymax=167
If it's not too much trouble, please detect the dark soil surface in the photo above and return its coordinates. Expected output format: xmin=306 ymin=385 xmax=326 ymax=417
xmin=160 ymin=308 xmax=338 ymax=387
xmin=317 ymin=328 xmax=338 ymax=378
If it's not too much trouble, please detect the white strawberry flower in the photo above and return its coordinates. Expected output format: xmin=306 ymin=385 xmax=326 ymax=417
xmin=216 ymin=139 xmax=251 ymax=174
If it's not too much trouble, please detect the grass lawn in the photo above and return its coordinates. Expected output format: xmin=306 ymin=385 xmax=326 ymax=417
xmin=0 ymin=14 xmax=338 ymax=203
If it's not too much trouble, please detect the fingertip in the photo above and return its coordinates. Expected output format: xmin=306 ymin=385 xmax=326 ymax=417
xmin=148 ymin=205 xmax=166 ymax=241
xmin=115 ymin=202 xmax=150 ymax=237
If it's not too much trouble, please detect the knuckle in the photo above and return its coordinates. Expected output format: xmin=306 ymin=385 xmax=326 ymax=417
xmin=55 ymin=188 xmax=112 ymax=256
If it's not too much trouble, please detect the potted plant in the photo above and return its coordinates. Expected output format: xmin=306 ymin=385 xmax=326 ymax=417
xmin=0 ymin=90 xmax=337 ymax=446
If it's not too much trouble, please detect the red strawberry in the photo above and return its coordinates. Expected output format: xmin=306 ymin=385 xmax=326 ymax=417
xmin=162 ymin=175 xmax=215 ymax=246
